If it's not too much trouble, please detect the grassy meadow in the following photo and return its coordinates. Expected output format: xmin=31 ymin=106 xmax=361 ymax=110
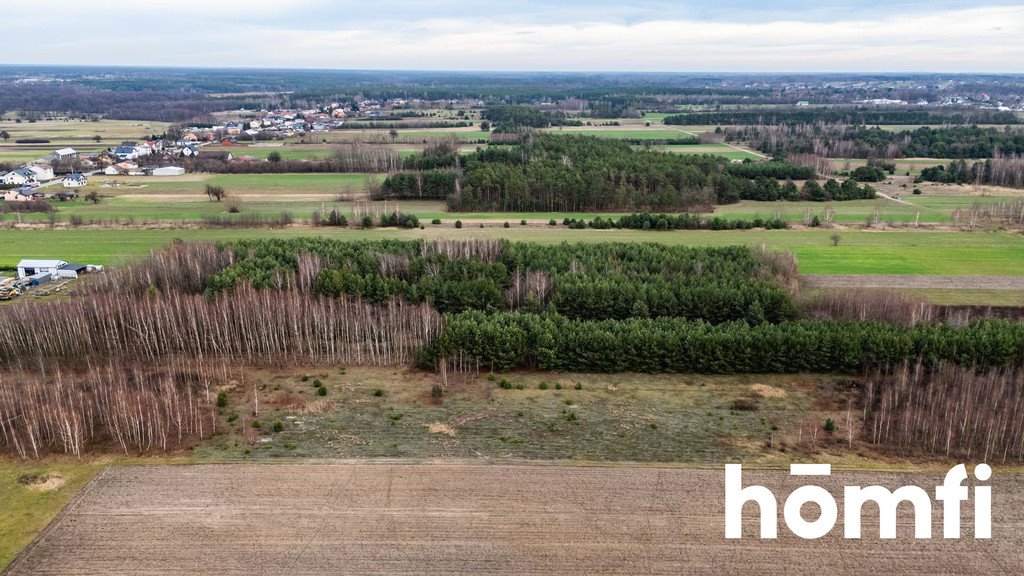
xmin=2 ymin=226 xmax=1023 ymax=277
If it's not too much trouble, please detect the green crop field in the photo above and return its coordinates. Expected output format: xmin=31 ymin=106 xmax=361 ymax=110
xmin=2 ymin=227 xmax=1022 ymax=277
xmin=546 ymin=128 xmax=693 ymax=140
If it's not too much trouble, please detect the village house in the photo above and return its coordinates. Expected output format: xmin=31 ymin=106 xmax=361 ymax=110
xmin=27 ymin=164 xmax=55 ymax=181
xmin=62 ymin=173 xmax=88 ymax=187
xmin=103 ymin=161 xmax=139 ymax=176
xmin=3 ymin=188 xmax=44 ymax=202
xmin=1 ymin=168 xmax=36 ymax=186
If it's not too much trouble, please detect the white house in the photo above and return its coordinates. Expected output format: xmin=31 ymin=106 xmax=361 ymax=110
xmin=181 ymin=145 xmax=200 ymax=157
xmin=16 ymin=259 xmax=68 ymax=279
xmin=2 ymin=169 xmax=35 ymax=186
xmin=53 ymin=148 xmax=77 ymax=160
xmin=27 ymin=164 xmax=55 ymax=181
xmin=103 ymin=165 xmax=121 ymax=175
xmin=62 ymin=173 xmax=88 ymax=187
xmin=152 ymin=166 xmax=185 ymax=176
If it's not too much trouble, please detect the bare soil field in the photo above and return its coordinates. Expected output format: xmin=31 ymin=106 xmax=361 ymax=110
xmin=801 ymin=274 xmax=1024 ymax=290
xmin=6 ymin=464 xmax=1022 ymax=575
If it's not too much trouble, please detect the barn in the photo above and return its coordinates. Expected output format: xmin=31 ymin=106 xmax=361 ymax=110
xmin=16 ymin=259 xmax=68 ymax=279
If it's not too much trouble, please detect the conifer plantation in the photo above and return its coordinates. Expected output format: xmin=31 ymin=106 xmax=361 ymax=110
xmin=1 ymin=238 xmax=1022 ymax=457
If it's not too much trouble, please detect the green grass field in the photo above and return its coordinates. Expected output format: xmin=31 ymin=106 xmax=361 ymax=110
xmin=0 ymin=459 xmax=107 ymax=570
xmin=2 ymin=227 xmax=1022 ymax=276
xmin=547 ymin=128 xmax=692 ymax=140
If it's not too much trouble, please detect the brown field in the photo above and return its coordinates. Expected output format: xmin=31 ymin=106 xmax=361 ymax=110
xmin=6 ymin=464 xmax=1022 ymax=575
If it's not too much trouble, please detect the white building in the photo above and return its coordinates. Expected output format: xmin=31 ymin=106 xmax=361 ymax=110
xmin=152 ymin=166 xmax=185 ymax=176
xmin=62 ymin=173 xmax=88 ymax=187
xmin=27 ymin=164 xmax=55 ymax=181
xmin=16 ymin=259 xmax=68 ymax=279
xmin=53 ymin=148 xmax=78 ymax=160
xmin=1 ymin=169 xmax=35 ymax=186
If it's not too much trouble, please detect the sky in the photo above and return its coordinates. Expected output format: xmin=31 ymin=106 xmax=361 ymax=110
xmin=4 ymin=0 xmax=1023 ymax=72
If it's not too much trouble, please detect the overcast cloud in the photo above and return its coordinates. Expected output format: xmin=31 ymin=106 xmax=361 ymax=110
xmin=3 ymin=1 xmax=1022 ymax=72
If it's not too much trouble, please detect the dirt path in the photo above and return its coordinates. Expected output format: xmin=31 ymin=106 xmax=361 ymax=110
xmin=802 ymin=275 xmax=1024 ymax=290
xmin=6 ymin=464 xmax=1023 ymax=575
xmin=875 ymin=190 xmax=914 ymax=205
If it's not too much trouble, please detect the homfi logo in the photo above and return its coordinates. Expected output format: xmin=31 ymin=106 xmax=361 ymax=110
xmin=724 ymin=463 xmax=991 ymax=539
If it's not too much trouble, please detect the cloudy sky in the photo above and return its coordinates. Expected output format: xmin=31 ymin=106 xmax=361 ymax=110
xmin=4 ymin=0 xmax=1022 ymax=72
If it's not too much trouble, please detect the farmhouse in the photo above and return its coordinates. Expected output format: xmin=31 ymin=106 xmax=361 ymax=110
xmin=53 ymin=147 xmax=77 ymax=160
xmin=152 ymin=166 xmax=185 ymax=176
xmin=62 ymin=173 xmax=88 ymax=187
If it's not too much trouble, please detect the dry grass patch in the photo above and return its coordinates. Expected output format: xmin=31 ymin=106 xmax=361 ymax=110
xmin=425 ymin=422 xmax=458 ymax=437
xmin=751 ymin=383 xmax=787 ymax=398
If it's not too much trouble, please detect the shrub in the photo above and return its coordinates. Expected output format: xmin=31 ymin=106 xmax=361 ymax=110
xmin=538 ymin=381 xmax=548 ymax=390
xmin=361 ymin=215 xmax=374 ymax=229
xmin=824 ymin=418 xmax=836 ymax=434
xmin=503 ymin=222 xmax=510 ymax=228
xmin=316 ymin=386 xmax=327 ymax=396
xmin=731 ymin=398 xmax=759 ymax=411
xmin=520 ymin=219 xmax=527 ymax=226
xmin=431 ymin=384 xmax=443 ymax=399
xmin=549 ymin=219 xmax=557 ymax=226
xmin=574 ymin=383 xmax=583 ymax=390
xmin=373 ymin=388 xmax=386 ymax=397
xmin=454 ymin=220 xmax=462 ymax=228
xmin=313 ymin=379 xmax=323 ymax=388
xmin=272 ymin=420 xmax=284 ymax=433
xmin=431 ymin=218 xmax=442 ymax=225
xmin=216 ymin=391 xmax=228 ymax=408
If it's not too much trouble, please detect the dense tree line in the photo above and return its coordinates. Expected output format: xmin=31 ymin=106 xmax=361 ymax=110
xmin=0 ymin=82 xmax=253 ymax=121
xmin=731 ymin=124 xmax=1024 ymax=159
xmin=567 ymin=213 xmax=788 ymax=230
xmin=422 ymin=312 xmax=1024 ymax=373
xmin=664 ymin=108 xmax=1022 ymax=126
xmin=448 ymin=135 xmax=814 ymax=211
xmin=918 ymin=156 xmax=1024 ymax=188
xmin=379 ymin=135 xmax=864 ymax=210
xmin=482 ymin=105 xmax=583 ymax=129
